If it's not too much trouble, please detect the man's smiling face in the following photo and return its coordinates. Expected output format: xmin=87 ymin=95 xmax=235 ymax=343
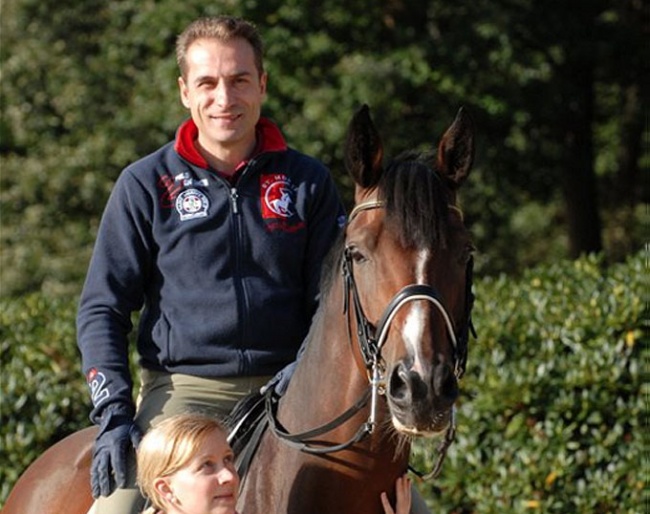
xmin=178 ymin=37 xmax=267 ymax=161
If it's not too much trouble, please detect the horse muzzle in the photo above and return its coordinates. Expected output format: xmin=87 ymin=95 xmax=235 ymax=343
xmin=386 ymin=361 xmax=458 ymax=436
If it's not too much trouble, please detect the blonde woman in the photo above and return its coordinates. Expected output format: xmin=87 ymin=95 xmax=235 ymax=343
xmin=137 ymin=414 xmax=239 ymax=514
xmin=137 ymin=413 xmax=411 ymax=514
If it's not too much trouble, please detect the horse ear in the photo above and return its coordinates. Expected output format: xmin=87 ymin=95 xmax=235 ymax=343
xmin=344 ymin=104 xmax=384 ymax=189
xmin=437 ymin=106 xmax=475 ymax=189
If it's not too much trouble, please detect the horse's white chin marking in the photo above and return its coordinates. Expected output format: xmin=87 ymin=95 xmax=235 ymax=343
xmin=391 ymin=416 xmax=446 ymax=437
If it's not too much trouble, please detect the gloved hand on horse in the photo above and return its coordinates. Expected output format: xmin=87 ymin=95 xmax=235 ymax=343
xmin=261 ymin=359 xmax=297 ymax=397
xmin=91 ymin=402 xmax=143 ymax=498
xmin=261 ymin=337 xmax=310 ymax=396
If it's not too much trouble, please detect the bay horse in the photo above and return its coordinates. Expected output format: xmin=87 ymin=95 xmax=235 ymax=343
xmin=235 ymin=105 xmax=475 ymax=513
xmin=3 ymin=105 xmax=475 ymax=514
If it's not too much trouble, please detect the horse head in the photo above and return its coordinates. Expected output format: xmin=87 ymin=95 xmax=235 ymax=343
xmin=342 ymin=105 xmax=475 ymax=440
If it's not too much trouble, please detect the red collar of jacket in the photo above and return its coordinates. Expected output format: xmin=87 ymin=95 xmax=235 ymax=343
xmin=174 ymin=117 xmax=288 ymax=171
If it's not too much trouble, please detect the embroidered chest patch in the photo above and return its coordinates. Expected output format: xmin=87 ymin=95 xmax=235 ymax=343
xmin=176 ymin=188 xmax=209 ymax=221
xmin=260 ymin=174 xmax=296 ymax=219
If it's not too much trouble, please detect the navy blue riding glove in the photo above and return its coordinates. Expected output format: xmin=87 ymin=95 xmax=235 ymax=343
xmin=261 ymin=338 xmax=311 ymax=396
xmin=91 ymin=403 xmax=143 ymax=498
xmin=261 ymin=360 xmax=297 ymax=397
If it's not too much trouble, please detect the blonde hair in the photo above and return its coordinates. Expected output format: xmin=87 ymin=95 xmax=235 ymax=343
xmin=137 ymin=413 xmax=230 ymax=512
xmin=176 ymin=16 xmax=264 ymax=80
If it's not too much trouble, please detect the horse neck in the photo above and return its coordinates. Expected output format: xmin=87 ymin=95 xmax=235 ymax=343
xmin=279 ymin=273 xmax=406 ymax=460
xmin=266 ymin=270 xmax=410 ymax=507
xmin=283 ymin=279 xmax=369 ymax=416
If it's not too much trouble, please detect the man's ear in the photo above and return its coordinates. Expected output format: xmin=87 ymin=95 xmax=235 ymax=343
xmin=259 ymin=72 xmax=268 ymax=97
xmin=178 ymin=76 xmax=190 ymax=109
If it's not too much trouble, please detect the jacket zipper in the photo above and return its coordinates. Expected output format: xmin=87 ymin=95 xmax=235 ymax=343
xmin=229 ymin=187 xmax=239 ymax=214
xmin=229 ymin=175 xmax=248 ymax=373
xmin=228 ymin=157 xmax=266 ymax=374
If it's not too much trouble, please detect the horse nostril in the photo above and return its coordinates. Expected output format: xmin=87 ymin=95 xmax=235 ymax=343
xmin=389 ymin=364 xmax=410 ymax=401
xmin=433 ymin=363 xmax=458 ymax=403
xmin=389 ymin=364 xmax=429 ymax=404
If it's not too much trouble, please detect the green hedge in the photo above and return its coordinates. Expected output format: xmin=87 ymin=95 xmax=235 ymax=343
xmin=0 ymin=294 xmax=88 ymax=503
xmin=413 ymin=250 xmax=645 ymax=513
xmin=1 ymin=251 xmax=645 ymax=510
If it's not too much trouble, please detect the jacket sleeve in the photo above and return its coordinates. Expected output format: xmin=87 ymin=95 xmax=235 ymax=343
xmin=76 ymin=169 xmax=153 ymax=424
xmin=302 ymin=165 xmax=346 ymax=317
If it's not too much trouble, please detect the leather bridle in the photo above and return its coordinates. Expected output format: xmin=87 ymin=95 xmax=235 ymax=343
xmin=343 ymin=200 xmax=474 ymax=379
xmin=266 ymin=200 xmax=476 ymax=479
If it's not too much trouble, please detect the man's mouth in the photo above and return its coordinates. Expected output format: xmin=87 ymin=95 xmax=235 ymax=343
xmin=211 ymin=113 xmax=241 ymax=122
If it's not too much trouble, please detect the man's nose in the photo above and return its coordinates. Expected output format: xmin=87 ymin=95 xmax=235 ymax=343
xmin=215 ymin=82 xmax=234 ymax=107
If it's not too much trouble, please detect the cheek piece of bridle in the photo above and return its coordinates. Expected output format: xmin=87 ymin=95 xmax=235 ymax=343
xmin=265 ymin=201 xmax=476 ymax=480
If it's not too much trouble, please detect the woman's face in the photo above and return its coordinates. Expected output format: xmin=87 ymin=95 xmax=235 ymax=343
xmin=158 ymin=428 xmax=240 ymax=514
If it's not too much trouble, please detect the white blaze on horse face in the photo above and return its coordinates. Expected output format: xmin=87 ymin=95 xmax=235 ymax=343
xmin=403 ymin=249 xmax=430 ymax=375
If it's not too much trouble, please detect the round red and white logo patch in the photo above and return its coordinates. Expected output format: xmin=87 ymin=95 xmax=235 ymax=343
xmin=260 ymin=174 xmax=296 ymax=219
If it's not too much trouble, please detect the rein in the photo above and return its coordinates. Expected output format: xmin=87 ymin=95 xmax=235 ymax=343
xmin=266 ymin=200 xmax=476 ymax=479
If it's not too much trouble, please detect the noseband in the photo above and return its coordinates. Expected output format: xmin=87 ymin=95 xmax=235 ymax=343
xmin=266 ymin=200 xmax=475 ymax=480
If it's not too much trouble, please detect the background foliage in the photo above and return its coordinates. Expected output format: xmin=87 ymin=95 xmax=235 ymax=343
xmin=1 ymin=295 xmax=86 ymax=502
xmin=412 ymin=251 xmax=645 ymax=513
xmin=2 ymin=251 xmax=644 ymax=510
xmin=0 ymin=0 xmax=646 ymax=510
xmin=1 ymin=0 xmax=647 ymax=299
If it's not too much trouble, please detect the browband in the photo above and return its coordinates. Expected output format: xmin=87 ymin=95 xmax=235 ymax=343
xmin=349 ymin=201 xmax=464 ymax=222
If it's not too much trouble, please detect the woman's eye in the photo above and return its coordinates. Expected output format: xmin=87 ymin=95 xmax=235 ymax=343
xmin=200 ymin=460 xmax=215 ymax=471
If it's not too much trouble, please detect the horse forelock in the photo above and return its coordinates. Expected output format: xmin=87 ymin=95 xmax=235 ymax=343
xmin=380 ymin=150 xmax=451 ymax=249
xmin=318 ymin=151 xmax=452 ymax=304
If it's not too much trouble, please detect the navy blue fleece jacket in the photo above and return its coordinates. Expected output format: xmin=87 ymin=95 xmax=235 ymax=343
xmin=77 ymin=117 xmax=345 ymax=422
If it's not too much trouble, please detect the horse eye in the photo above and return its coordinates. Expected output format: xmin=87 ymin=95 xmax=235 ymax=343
xmin=347 ymin=246 xmax=367 ymax=263
xmin=460 ymin=243 xmax=476 ymax=264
